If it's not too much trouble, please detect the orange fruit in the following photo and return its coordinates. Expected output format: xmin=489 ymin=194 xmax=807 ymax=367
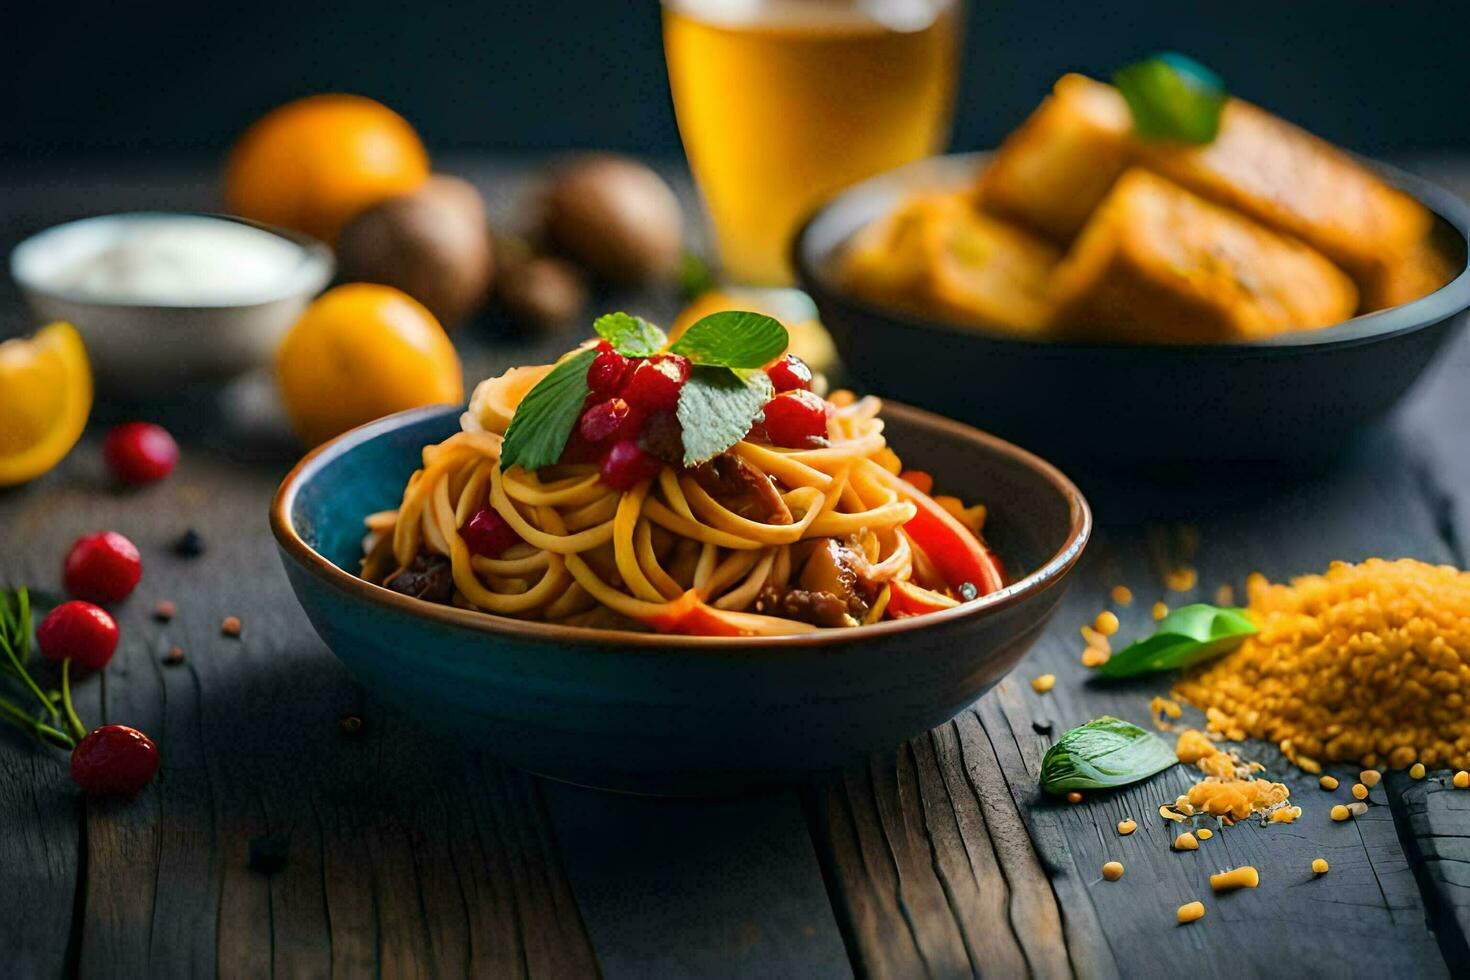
xmin=0 ymin=322 xmax=93 ymax=486
xmin=276 ymin=284 xmax=463 ymax=447
xmin=225 ymin=94 xmax=430 ymax=243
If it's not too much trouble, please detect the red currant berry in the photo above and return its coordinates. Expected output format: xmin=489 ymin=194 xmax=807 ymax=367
xmin=622 ymin=355 xmax=691 ymax=411
xmin=587 ymin=350 xmax=633 ymax=397
xmin=599 ymin=439 xmax=661 ymax=490
xmin=767 ymin=354 xmax=813 ymax=393
xmin=70 ymin=725 xmax=160 ymax=796
xmin=63 ymin=531 xmax=142 ymax=603
xmin=460 ymin=508 xmax=522 ymax=558
xmin=37 ymin=601 xmax=119 ymax=670
xmin=578 ymin=397 xmax=637 ymax=443
xmin=102 ymin=422 xmax=178 ymax=485
xmin=762 ymin=390 xmax=833 ymax=448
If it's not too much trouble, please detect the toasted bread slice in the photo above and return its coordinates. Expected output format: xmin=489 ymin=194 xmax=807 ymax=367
xmin=976 ymin=74 xmax=1133 ymax=243
xmin=1359 ymin=231 xmax=1458 ymax=311
xmin=843 ymin=192 xmax=1059 ymax=334
xmin=1049 ymin=169 xmax=1358 ymax=343
xmin=1138 ymin=99 xmax=1432 ymax=308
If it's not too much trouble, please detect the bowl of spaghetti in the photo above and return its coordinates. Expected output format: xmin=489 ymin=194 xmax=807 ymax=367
xmin=272 ymin=311 xmax=1090 ymax=793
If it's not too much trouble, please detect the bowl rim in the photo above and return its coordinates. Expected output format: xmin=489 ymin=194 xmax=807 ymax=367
xmin=270 ymin=401 xmax=1092 ymax=651
xmin=793 ymin=151 xmax=1470 ymax=355
xmin=9 ymin=210 xmax=335 ymax=311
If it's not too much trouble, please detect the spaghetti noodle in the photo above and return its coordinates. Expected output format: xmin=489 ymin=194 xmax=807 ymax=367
xmin=361 ymin=342 xmax=1003 ymax=636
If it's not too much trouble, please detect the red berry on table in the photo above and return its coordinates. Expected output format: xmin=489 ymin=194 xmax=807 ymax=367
xmin=63 ymin=531 xmax=142 ymax=603
xmin=762 ymin=390 xmax=833 ymax=448
xmin=767 ymin=354 xmax=813 ymax=393
xmin=622 ymin=355 xmax=691 ymax=411
xmin=587 ymin=349 xmax=633 ymax=397
xmin=36 ymin=601 xmax=119 ymax=670
xmin=102 ymin=422 xmax=178 ymax=484
xmin=599 ymin=439 xmax=661 ymax=490
xmin=578 ymin=397 xmax=640 ymax=444
xmin=460 ymin=508 xmax=522 ymax=558
xmin=70 ymin=725 xmax=160 ymax=796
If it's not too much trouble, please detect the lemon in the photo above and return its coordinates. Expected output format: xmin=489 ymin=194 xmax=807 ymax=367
xmin=276 ymin=284 xmax=463 ymax=447
xmin=0 ymin=322 xmax=92 ymax=486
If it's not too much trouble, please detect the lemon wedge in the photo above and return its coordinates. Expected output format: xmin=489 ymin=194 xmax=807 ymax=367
xmin=0 ymin=322 xmax=92 ymax=486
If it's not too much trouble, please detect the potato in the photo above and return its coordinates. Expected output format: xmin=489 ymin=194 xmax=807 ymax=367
xmin=540 ymin=155 xmax=683 ymax=285
xmin=1358 ymin=231 xmax=1457 ymax=312
xmin=976 ymin=74 xmax=1133 ymax=243
xmin=843 ymin=192 xmax=1059 ymax=335
xmin=1049 ymin=169 xmax=1358 ymax=343
xmin=1137 ymin=99 xmax=1432 ymax=309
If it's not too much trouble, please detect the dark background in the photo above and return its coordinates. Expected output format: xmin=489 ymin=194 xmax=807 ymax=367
xmin=3 ymin=1 xmax=1465 ymax=167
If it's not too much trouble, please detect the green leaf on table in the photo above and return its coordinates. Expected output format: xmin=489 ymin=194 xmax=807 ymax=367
xmin=1113 ymin=53 xmax=1226 ymax=145
xmin=1098 ymin=603 xmax=1257 ymax=679
xmin=592 ymin=312 xmax=667 ymax=357
xmin=669 ymin=311 xmax=788 ymax=369
xmin=676 ymin=366 xmax=774 ymax=467
xmin=500 ymin=348 xmax=598 ymax=473
xmin=1039 ymin=716 xmax=1177 ymax=794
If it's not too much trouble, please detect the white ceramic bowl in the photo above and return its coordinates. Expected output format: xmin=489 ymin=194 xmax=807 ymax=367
xmin=10 ymin=212 xmax=334 ymax=397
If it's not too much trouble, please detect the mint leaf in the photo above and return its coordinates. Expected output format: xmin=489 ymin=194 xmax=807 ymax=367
xmin=500 ymin=348 xmax=598 ymax=473
xmin=1040 ymin=717 xmax=1177 ymax=794
xmin=1113 ymin=53 xmax=1226 ymax=145
xmin=593 ymin=312 xmax=667 ymax=357
xmin=669 ymin=311 xmax=788 ymax=369
xmin=1098 ymin=604 xmax=1256 ymax=678
xmin=676 ymin=366 xmax=773 ymax=466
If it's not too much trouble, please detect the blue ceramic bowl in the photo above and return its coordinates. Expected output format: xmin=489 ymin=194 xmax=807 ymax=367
xmin=271 ymin=403 xmax=1090 ymax=794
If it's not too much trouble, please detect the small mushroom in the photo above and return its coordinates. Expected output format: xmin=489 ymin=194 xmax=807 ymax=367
xmin=540 ymin=155 xmax=683 ymax=285
xmin=336 ymin=175 xmax=495 ymax=327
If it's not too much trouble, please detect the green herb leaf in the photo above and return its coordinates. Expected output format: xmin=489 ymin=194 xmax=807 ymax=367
xmin=1039 ymin=716 xmax=1177 ymax=794
xmin=500 ymin=348 xmax=598 ymax=473
xmin=1113 ymin=53 xmax=1226 ymax=145
xmin=679 ymin=251 xmax=715 ymax=300
xmin=669 ymin=311 xmax=788 ymax=369
xmin=592 ymin=312 xmax=667 ymax=358
xmin=676 ymin=366 xmax=774 ymax=467
xmin=1098 ymin=604 xmax=1257 ymax=679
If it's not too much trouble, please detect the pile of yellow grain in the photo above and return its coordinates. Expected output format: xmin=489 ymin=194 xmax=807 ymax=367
xmin=1175 ymin=558 xmax=1470 ymax=771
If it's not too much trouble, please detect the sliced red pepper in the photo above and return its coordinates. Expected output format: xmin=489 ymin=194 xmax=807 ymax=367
xmin=875 ymin=468 xmax=1005 ymax=596
xmin=639 ymin=589 xmax=756 ymax=636
xmin=885 ymin=579 xmax=961 ymax=619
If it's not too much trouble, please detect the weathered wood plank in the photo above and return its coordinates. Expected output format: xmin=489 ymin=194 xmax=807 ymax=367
xmin=545 ymin=783 xmax=851 ymax=979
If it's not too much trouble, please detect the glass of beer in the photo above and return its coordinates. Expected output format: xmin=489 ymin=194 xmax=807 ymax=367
xmin=663 ymin=0 xmax=963 ymax=286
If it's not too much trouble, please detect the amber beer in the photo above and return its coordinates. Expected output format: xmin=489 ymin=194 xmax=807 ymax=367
xmin=664 ymin=0 xmax=962 ymax=285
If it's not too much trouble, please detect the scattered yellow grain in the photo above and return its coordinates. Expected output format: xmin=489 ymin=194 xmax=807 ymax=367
xmin=1411 ymin=763 xmax=1427 ymax=779
xmin=1079 ymin=626 xmax=1112 ymax=653
xmin=1176 ymin=901 xmax=1205 ymax=924
xmin=1152 ymin=601 xmax=1169 ymax=621
xmin=1030 ymin=673 xmax=1055 ymax=694
xmin=1082 ymin=647 xmax=1110 ymax=669
xmin=1175 ymin=560 xmax=1470 ymax=774
xmin=1269 ymin=805 xmax=1302 ymax=824
xmin=1093 ymin=611 xmax=1120 ymax=637
xmin=1330 ymin=804 xmax=1351 ymax=822
xmin=1312 ymin=858 xmax=1329 ymax=875
xmin=1165 ymin=567 xmax=1198 ymax=592
xmin=1066 ymin=791 xmax=1083 ymax=804
xmin=1209 ymin=866 xmax=1259 ymax=893
xmin=1352 ymin=783 xmax=1369 ymax=800
xmin=1214 ymin=583 xmax=1236 ymax=606
xmin=1173 ymin=832 xmax=1199 ymax=851
xmin=1455 ymin=771 xmax=1470 ymax=789
xmin=1319 ymin=775 xmax=1339 ymax=791
xmin=1102 ymin=861 xmax=1124 ymax=881
xmin=1159 ymin=805 xmax=1186 ymax=822
xmin=1152 ymin=696 xmax=1183 ymax=720
xmin=1111 ymin=585 xmax=1134 ymax=606
xmin=1117 ymin=819 xmax=1137 ymax=836
xmin=1360 ymin=770 xmax=1381 ymax=788
xmin=1174 ymin=795 xmax=1195 ymax=814
xmin=1197 ymin=828 xmax=1214 ymax=840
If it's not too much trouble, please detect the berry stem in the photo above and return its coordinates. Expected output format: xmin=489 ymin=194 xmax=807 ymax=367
xmin=60 ymin=659 xmax=87 ymax=743
xmin=0 ymin=631 xmax=61 ymax=724
xmin=0 ymin=693 xmax=75 ymax=749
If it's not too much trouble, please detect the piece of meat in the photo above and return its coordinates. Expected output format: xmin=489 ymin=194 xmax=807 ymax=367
xmin=756 ymin=585 xmax=856 ymax=629
xmin=693 ymin=454 xmax=792 ymax=524
xmin=384 ymin=554 xmax=455 ymax=604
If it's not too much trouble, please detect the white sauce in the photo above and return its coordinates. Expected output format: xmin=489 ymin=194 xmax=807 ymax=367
xmin=19 ymin=214 xmax=312 ymax=306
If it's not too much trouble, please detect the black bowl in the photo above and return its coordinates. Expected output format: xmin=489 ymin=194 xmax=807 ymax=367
xmin=794 ymin=153 xmax=1470 ymax=466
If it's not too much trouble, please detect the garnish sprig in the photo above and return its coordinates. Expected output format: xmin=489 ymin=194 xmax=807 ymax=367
xmin=1098 ymin=604 xmax=1256 ymax=679
xmin=1113 ymin=53 xmax=1226 ymax=145
xmin=0 ymin=588 xmax=77 ymax=749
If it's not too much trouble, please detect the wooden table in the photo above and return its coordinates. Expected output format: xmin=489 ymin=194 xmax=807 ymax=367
xmin=3 ymin=158 xmax=1470 ymax=979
